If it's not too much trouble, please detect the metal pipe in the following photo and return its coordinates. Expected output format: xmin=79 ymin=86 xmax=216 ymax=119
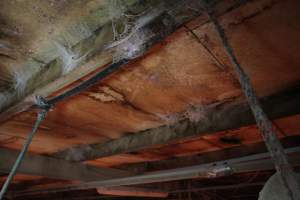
xmin=47 ymin=59 xmax=129 ymax=105
xmin=171 ymin=182 xmax=265 ymax=193
xmin=11 ymin=147 xmax=300 ymax=198
xmin=13 ymin=164 xmax=232 ymax=197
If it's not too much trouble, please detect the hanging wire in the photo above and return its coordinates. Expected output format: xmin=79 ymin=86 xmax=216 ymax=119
xmin=0 ymin=96 xmax=51 ymax=200
xmin=201 ymin=1 xmax=300 ymax=199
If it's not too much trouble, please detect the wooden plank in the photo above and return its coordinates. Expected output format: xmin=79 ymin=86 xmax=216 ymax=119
xmin=0 ymin=0 xmax=206 ymax=121
xmin=85 ymin=117 xmax=300 ymax=168
xmin=96 ymin=186 xmax=168 ymax=198
xmin=2 ymin=0 xmax=298 ymax=156
xmin=53 ymin=86 xmax=300 ymax=161
xmin=0 ymin=148 xmax=170 ymax=198
xmin=0 ymin=0 xmax=254 ymax=123
xmin=12 ymin=146 xmax=300 ymax=198
xmin=171 ymin=182 xmax=265 ymax=193
xmin=118 ymin=136 xmax=300 ymax=173
xmin=0 ymin=147 xmax=132 ymax=181
xmin=0 ymin=53 xmax=113 ymax=123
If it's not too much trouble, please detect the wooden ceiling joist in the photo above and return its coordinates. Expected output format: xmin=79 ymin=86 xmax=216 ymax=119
xmin=119 ymin=136 xmax=300 ymax=173
xmin=12 ymin=146 xmax=300 ymax=198
xmin=0 ymin=147 xmax=131 ymax=181
xmin=96 ymin=186 xmax=168 ymax=198
xmin=1 ymin=0 xmax=300 ymax=199
xmin=0 ymin=0 xmax=252 ymax=122
xmin=53 ymin=86 xmax=300 ymax=161
xmin=0 ymin=0 xmax=205 ymax=121
xmin=0 ymin=147 xmax=169 ymax=198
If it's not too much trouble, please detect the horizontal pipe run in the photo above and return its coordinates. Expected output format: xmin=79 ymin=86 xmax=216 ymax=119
xmin=12 ymin=147 xmax=300 ymax=198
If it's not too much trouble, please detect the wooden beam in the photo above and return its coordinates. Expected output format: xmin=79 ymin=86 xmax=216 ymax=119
xmin=11 ymin=137 xmax=299 ymax=198
xmin=12 ymin=146 xmax=300 ymax=198
xmin=0 ymin=0 xmax=251 ymax=122
xmin=118 ymin=136 xmax=300 ymax=173
xmin=171 ymin=182 xmax=265 ymax=193
xmin=0 ymin=147 xmax=132 ymax=181
xmin=0 ymin=0 xmax=202 ymax=121
xmin=0 ymin=148 xmax=169 ymax=198
xmin=0 ymin=53 xmax=112 ymax=123
xmin=8 ymin=134 xmax=298 ymax=198
xmin=53 ymin=86 xmax=300 ymax=161
xmin=96 ymin=186 xmax=168 ymax=198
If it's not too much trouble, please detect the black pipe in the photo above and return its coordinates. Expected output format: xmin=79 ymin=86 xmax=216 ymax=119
xmin=47 ymin=59 xmax=129 ymax=105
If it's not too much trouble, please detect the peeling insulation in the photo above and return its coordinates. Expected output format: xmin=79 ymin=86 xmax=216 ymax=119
xmin=0 ymin=0 xmax=202 ymax=113
xmin=0 ymin=0 xmax=300 ymax=199
xmin=0 ymin=0 xmax=156 ymax=112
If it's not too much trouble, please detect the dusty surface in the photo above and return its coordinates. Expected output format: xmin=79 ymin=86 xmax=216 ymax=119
xmin=0 ymin=0 xmax=300 ymax=190
xmin=86 ymin=114 xmax=300 ymax=167
xmin=0 ymin=0 xmax=300 ymax=154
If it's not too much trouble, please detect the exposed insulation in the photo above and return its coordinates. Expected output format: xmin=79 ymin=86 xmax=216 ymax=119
xmin=0 ymin=1 xmax=300 ymax=199
xmin=0 ymin=0 xmax=159 ymax=112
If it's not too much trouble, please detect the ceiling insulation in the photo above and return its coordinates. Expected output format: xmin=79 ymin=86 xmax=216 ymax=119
xmin=0 ymin=0 xmax=300 ymax=199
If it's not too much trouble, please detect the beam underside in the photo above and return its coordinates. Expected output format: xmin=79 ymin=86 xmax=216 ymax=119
xmin=12 ymin=147 xmax=300 ymax=197
xmin=53 ymin=86 xmax=300 ymax=161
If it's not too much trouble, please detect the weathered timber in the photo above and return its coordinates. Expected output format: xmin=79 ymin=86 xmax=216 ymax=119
xmin=0 ymin=0 xmax=252 ymax=122
xmin=118 ymin=136 xmax=300 ymax=173
xmin=96 ymin=186 xmax=168 ymax=198
xmin=0 ymin=0 xmax=199 ymax=119
xmin=171 ymin=182 xmax=265 ymax=193
xmin=53 ymin=86 xmax=300 ymax=161
xmin=0 ymin=147 xmax=171 ymax=198
xmin=12 ymin=146 xmax=300 ymax=198
xmin=0 ymin=147 xmax=132 ymax=181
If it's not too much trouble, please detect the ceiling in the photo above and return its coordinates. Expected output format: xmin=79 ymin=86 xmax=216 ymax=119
xmin=0 ymin=0 xmax=300 ymax=199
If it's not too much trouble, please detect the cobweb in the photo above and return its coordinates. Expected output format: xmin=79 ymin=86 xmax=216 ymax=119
xmin=105 ymin=0 xmax=158 ymax=62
